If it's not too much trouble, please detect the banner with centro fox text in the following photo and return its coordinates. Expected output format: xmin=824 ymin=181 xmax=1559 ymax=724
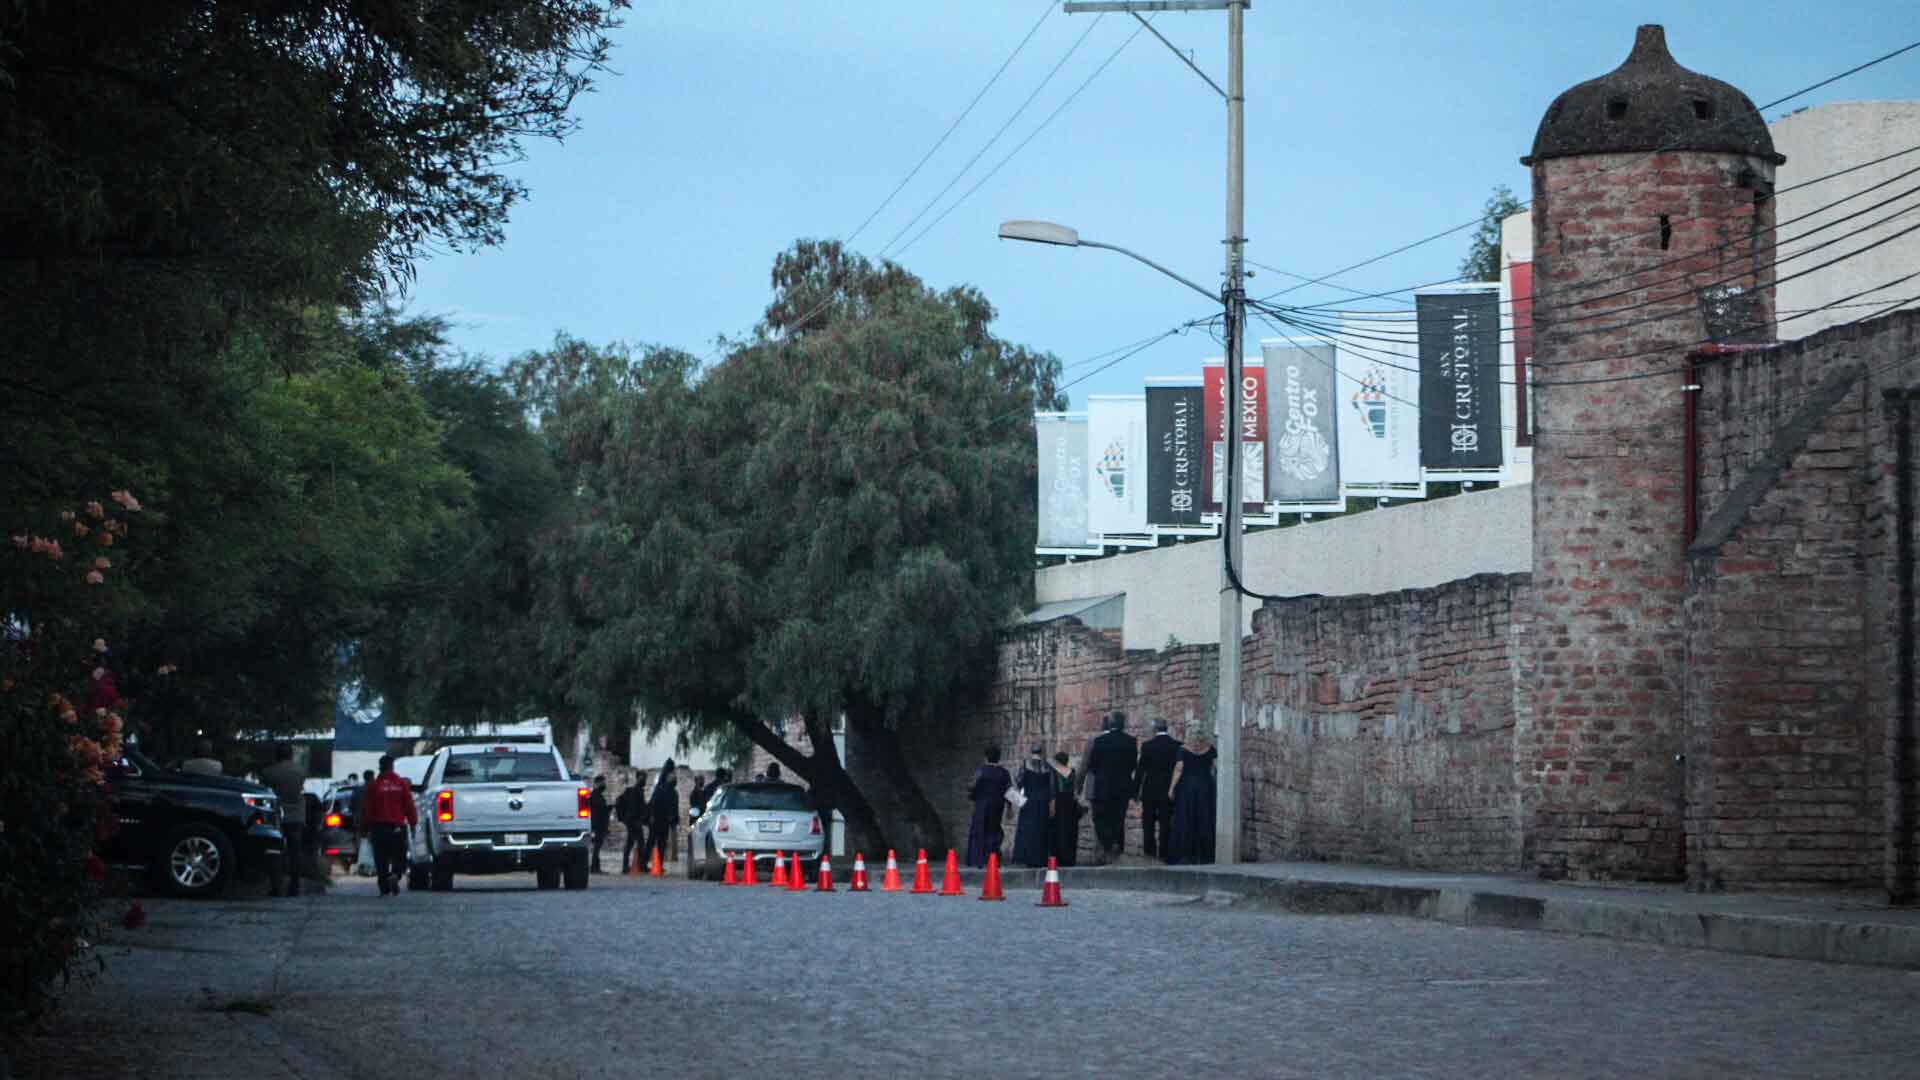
xmin=1145 ymin=381 xmax=1205 ymax=528
xmin=1416 ymin=284 xmax=1504 ymax=474
xmin=1035 ymin=413 xmax=1099 ymax=552
xmin=1334 ymin=315 xmax=1422 ymax=493
xmin=1202 ymin=357 xmax=1266 ymax=512
xmin=1085 ymin=395 xmax=1150 ymax=536
xmin=1261 ymin=339 xmax=1342 ymax=507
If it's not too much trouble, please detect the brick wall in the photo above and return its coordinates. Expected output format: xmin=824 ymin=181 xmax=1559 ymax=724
xmin=1523 ymin=149 xmax=1779 ymax=880
xmin=1242 ymin=574 xmax=1530 ymax=870
xmin=1685 ymin=309 xmax=1920 ymax=888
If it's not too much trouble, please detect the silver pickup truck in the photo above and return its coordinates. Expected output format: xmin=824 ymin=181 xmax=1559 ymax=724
xmin=405 ymin=744 xmax=592 ymax=892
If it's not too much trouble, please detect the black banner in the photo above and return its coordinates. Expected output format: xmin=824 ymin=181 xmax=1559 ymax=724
xmin=1417 ymin=288 xmax=1503 ymax=471
xmin=1146 ymin=384 xmax=1204 ymax=526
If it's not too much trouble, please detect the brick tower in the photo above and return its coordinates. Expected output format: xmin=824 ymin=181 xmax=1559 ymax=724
xmin=1520 ymin=25 xmax=1782 ymax=878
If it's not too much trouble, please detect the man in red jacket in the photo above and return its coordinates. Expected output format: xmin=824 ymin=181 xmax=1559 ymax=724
xmin=360 ymin=755 xmax=418 ymax=897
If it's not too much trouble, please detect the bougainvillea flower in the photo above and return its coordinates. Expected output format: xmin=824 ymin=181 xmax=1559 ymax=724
xmin=9 ymin=534 xmax=26 ymax=549
xmin=93 ymin=558 xmax=111 ymax=571
xmin=72 ymin=521 xmax=88 ymax=538
xmin=111 ymin=490 xmax=141 ymax=512
xmin=85 ymin=501 xmax=105 ymax=519
xmin=85 ymin=571 xmax=104 ymax=585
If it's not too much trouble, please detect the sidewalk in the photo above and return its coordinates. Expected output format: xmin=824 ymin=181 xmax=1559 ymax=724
xmin=971 ymin=859 xmax=1920 ymax=969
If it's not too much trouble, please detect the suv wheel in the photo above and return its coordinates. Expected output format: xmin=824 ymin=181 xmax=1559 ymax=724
xmin=160 ymin=824 xmax=234 ymax=898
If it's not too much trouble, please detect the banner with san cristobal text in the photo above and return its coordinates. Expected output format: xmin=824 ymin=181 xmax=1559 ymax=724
xmin=1334 ymin=315 xmax=1423 ymax=493
xmin=1035 ymin=413 xmax=1098 ymax=551
xmin=1145 ymin=381 xmax=1205 ymax=528
xmin=1416 ymin=284 xmax=1504 ymax=474
xmin=1260 ymin=339 xmax=1342 ymax=507
xmin=1085 ymin=395 xmax=1150 ymax=536
xmin=1202 ymin=358 xmax=1266 ymax=512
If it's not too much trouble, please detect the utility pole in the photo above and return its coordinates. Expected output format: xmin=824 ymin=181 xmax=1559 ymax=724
xmin=1062 ymin=0 xmax=1247 ymax=863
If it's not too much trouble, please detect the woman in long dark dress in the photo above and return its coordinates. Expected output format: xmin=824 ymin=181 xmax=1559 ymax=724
xmin=964 ymin=746 xmax=1013 ymax=868
xmin=1010 ymin=745 xmax=1054 ymax=868
xmin=1048 ymin=751 xmax=1084 ymax=867
xmin=1165 ymin=728 xmax=1218 ymax=866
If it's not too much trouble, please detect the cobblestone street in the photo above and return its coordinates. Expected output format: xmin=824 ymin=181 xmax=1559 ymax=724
xmin=13 ymin=871 xmax=1920 ymax=1079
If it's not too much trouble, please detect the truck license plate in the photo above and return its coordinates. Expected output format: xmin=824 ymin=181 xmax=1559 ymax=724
xmin=504 ymin=833 xmax=528 ymax=845
xmin=757 ymin=821 xmax=782 ymax=833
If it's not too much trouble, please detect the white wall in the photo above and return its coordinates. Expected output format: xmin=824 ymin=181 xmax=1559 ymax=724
xmin=1771 ymin=102 xmax=1920 ymax=339
xmin=1035 ymin=482 xmax=1532 ymax=648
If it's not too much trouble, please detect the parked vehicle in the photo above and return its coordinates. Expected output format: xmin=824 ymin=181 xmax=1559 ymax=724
xmin=105 ymin=746 xmax=286 ymax=898
xmin=405 ymin=744 xmax=592 ymax=892
xmin=684 ymin=783 xmax=823 ymax=880
xmin=316 ymin=786 xmax=360 ymax=872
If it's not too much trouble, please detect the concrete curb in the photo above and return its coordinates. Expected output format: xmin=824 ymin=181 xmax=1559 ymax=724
xmin=962 ymin=866 xmax=1920 ymax=969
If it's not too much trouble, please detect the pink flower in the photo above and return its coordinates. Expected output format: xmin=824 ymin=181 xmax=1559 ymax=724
xmin=59 ymin=511 xmax=75 ymax=522
xmin=110 ymin=490 xmax=142 ymax=513
xmin=85 ymin=570 xmax=104 ymax=585
xmin=92 ymin=638 xmax=108 ymax=653
xmin=9 ymin=534 xmax=25 ymax=550
xmin=93 ymin=558 xmax=110 ymax=571
xmin=85 ymin=501 xmax=105 ymax=520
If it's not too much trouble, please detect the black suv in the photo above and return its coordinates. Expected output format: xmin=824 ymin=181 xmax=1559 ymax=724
xmin=105 ymin=746 xmax=287 ymax=898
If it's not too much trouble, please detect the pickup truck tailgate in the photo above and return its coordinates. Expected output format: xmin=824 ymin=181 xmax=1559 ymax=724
xmin=438 ymin=782 xmax=584 ymax=839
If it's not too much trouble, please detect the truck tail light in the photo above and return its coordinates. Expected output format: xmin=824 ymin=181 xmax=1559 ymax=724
xmin=435 ymin=789 xmax=454 ymax=822
xmin=716 ymin=814 xmax=730 ymax=833
xmin=324 ymin=813 xmax=343 ymax=828
xmin=577 ymin=787 xmax=591 ymax=819
xmin=809 ymin=815 xmax=822 ymax=836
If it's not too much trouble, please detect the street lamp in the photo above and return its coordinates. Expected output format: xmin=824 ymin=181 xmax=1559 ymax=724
xmin=999 ymin=213 xmax=1248 ymax=867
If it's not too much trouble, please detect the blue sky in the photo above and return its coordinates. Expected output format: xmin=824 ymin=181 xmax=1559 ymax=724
xmin=401 ymin=1 xmax=1919 ymax=406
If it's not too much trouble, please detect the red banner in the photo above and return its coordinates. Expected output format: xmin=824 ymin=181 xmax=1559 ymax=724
xmin=1202 ymin=359 xmax=1266 ymax=511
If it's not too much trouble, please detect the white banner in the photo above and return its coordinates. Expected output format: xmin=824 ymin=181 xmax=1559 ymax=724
xmin=1085 ymin=395 xmax=1149 ymax=536
xmin=1035 ymin=413 xmax=1098 ymax=552
xmin=1335 ymin=316 xmax=1422 ymax=492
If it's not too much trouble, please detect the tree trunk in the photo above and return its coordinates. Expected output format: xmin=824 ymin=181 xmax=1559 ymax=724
xmin=845 ymin=701 xmax=948 ymax=855
xmin=725 ymin=710 xmax=891 ymax=858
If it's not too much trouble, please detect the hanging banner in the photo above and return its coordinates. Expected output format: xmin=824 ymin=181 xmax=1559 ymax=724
xmin=1034 ymin=413 xmax=1097 ymax=551
xmin=1202 ymin=358 xmax=1266 ymax=512
xmin=1086 ymin=395 xmax=1149 ymax=536
xmin=1416 ymin=284 xmax=1503 ymax=473
xmin=1334 ymin=317 xmax=1422 ymax=492
xmin=1261 ymin=339 xmax=1342 ymax=506
xmin=1509 ymin=261 xmax=1534 ymax=448
xmin=1145 ymin=382 xmax=1205 ymax=527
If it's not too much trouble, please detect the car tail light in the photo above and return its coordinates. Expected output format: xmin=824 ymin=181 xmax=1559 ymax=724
xmin=435 ymin=789 xmax=454 ymax=822
xmin=809 ymin=815 xmax=822 ymax=836
xmin=716 ymin=814 xmax=730 ymax=833
xmin=577 ymin=787 xmax=591 ymax=819
xmin=324 ymin=847 xmax=342 ymax=856
xmin=324 ymin=813 xmax=343 ymax=828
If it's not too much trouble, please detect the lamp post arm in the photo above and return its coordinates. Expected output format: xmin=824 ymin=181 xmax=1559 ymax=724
xmin=1077 ymin=239 xmax=1221 ymax=304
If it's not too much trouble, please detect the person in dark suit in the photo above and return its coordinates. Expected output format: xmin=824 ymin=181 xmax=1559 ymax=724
xmin=1078 ymin=710 xmax=1138 ymax=863
xmin=617 ymin=772 xmax=648 ymax=873
xmin=646 ymin=760 xmax=679 ymax=865
xmin=1133 ymin=718 xmax=1180 ymax=860
xmin=588 ymin=776 xmax=612 ymax=873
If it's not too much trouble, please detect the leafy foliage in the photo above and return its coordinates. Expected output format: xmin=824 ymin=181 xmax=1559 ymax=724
xmin=1459 ymin=184 xmax=1525 ymax=283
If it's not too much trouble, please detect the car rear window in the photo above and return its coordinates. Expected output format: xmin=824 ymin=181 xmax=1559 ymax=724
xmin=440 ymin=752 xmax=563 ymax=785
xmin=721 ymin=785 xmax=812 ymax=812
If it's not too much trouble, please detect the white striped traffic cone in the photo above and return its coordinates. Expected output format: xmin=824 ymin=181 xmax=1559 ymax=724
xmin=1036 ymin=856 xmax=1068 ymax=908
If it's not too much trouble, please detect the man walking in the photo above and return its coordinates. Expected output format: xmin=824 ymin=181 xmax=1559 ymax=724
xmin=260 ymin=744 xmax=306 ymax=897
xmin=588 ymin=775 xmax=612 ymax=873
xmin=1079 ymin=711 xmax=1138 ymax=864
xmin=1133 ymin=718 xmax=1180 ymax=860
xmin=617 ymin=771 xmax=648 ymax=873
xmin=361 ymin=755 xmax=417 ymax=897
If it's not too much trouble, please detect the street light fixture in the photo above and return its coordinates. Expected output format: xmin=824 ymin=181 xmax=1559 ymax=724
xmin=997 ymin=220 xmax=1220 ymax=304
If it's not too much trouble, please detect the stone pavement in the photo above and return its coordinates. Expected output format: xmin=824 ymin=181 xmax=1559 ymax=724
xmin=975 ymin=857 xmax=1920 ymax=968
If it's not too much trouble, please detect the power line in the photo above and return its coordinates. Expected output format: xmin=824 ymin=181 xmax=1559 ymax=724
xmin=893 ymin=15 xmax=1154 ymax=257
xmin=876 ymin=14 xmax=1108 ymax=258
xmin=844 ymin=0 xmax=1056 ymax=246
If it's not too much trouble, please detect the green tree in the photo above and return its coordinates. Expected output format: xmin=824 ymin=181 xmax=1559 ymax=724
xmin=1459 ymin=183 xmax=1525 ymax=282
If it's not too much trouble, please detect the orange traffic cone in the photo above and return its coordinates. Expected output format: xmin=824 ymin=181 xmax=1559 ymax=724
xmin=880 ymin=850 xmax=903 ymax=892
xmin=978 ymin=853 xmax=1005 ymax=901
xmin=1036 ymin=856 xmax=1068 ymax=908
xmin=816 ymin=855 xmax=835 ymax=892
xmin=721 ymin=856 xmax=738 ymax=885
xmin=939 ymin=849 xmax=964 ymax=896
xmin=649 ymin=847 xmax=664 ymax=877
xmin=910 ymin=849 xmax=934 ymax=894
xmin=786 ymin=851 xmax=808 ymax=892
xmin=849 ymin=853 xmax=870 ymax=892
xmin=770 ymin=852 xmax=787 ymax=887
xmin=742 ymin=853 xmax=759 ymax=886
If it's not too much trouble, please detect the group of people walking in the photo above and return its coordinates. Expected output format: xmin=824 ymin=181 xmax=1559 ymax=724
xmin=586 ymin=762 xmax=729 ymax=873
xmin=964 ymin=711 xmax=1217 ymax=870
